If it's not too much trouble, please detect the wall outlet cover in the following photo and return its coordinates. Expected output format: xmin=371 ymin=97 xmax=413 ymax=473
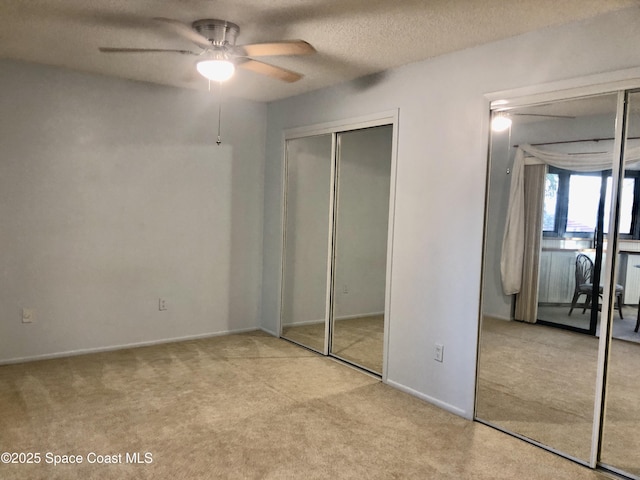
xmin=159 ymin=298 xmax=167 ymax=311
xmin=22 ymin=308 xmax=34 ymax=324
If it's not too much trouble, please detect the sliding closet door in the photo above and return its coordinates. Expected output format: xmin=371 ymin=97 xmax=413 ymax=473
xmin=330 ymin=126 xmax=392 ymax=374
xmin=476 ymin=93 xmax=620 ymax=464
xmin=600 ymin=90 xmax=640 ymax=478
xmin=280 ymin=134 xmax=333 ymax=353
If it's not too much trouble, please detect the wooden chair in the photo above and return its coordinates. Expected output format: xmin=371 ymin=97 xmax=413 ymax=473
xmin=568 ymin=253 xmax=624 ymax=319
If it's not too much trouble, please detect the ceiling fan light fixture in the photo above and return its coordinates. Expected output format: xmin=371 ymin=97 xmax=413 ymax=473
xmin=196 ymin=59 xmax=235 ymax=82
xmin=99 ymin=18 xmax=314 ymax=86
xmin=491 ymin=113 xmax=512 ymax=132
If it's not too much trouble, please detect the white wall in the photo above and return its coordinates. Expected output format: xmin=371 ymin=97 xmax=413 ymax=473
xmin=0 ymin=60 xmax=267 ymax=363
xmin=261 ymin=7 xmax=640 ymax=418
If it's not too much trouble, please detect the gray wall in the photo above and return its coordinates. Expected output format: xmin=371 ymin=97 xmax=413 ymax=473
xmin=0 ymin=60 xmax=267 ymax=362
xmin=261 ymin=7 xmax=640 ymax=418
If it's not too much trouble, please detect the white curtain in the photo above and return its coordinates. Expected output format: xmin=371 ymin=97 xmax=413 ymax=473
xmin=501 ymin=143 xmax=640 ymax=295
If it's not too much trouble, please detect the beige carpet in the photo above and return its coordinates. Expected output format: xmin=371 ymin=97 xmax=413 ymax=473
xmin=331 ymin=315 xmax=384 ymax=373
xmin=281 ymin=321 xmax=326 ymax=353
xmin=0 ymin=330 xmax=608 ymax=479
xmin=282 ymin=315 xmax=384 ymax=373
xmin=537 ymin=304 xmax=640 ymax=342
xmin=477 ymin=316 xmax=640 ymax=476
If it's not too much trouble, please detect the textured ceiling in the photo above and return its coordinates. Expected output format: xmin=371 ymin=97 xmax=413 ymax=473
xmin=0 ymin=0 xmax=638 ymax=102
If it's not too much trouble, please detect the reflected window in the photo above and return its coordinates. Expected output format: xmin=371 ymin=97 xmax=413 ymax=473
xmin=603 ymin=177 xmax=634 ymax=234
xmin=566 ymin=175 xmax=601 ymax=233
xmin=543 ymin=170 xmax=636 ymax=237
xmin=543 ymin=173 xmax=558 ymax=231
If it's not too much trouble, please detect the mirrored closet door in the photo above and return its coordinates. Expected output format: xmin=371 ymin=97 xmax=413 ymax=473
xmin=331 ymin=126 xmax=392 ymax=373
xmin=477 ymin=87 xmax=640 ymax=478
xmin=280 ymin=134 xmax=333 ymax=353
xmin=600 ymin=89 xmax=640 ymax=478
xmin=280 ymin=119 xmax=395 ymax=376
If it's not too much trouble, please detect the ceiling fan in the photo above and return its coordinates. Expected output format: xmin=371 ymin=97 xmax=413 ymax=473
xmin=99 ymin=17 xmax=316 ymax=83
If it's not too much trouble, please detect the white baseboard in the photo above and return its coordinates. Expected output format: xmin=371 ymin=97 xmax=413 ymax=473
xmin=260 ymin=326 xmax=279 ymax=337
xmin=0 ymin=327 xmax=259 ymax=365
xmin=335 ymin=311 xmax=384 ymax=321
xmin=282 ymin=318 xmax=324 ymax=327
xmin=482 ymin=314 xmax=512 ymax=322
xmin=385 ymin=378 xmax=470 ymax=419
xmin=282 ymin=311 xmax=385 ymax=327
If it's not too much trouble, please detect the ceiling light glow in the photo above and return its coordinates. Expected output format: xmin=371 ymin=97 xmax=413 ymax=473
xmin=197 ymin=59 xmax=235 ymax=82
xmin=491 ymin=114 xmax=512 ymax=132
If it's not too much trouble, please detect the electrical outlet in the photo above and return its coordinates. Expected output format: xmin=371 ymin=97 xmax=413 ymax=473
xmin=159 ymin=298 xmax=167 ymax=311
xmin=342 ymin=285 xmax=349 ymax=294
xmin=22 ymin=308 xmax=34 ymax=324
xmin=434 ymin=343 xmax=444 ymax=362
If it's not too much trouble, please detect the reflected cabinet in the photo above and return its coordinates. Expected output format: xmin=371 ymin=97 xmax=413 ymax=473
xmin=477 ymin=87 xmax=640 ymax=477
xmin=280 ymin=121 xmax=395 ymax=376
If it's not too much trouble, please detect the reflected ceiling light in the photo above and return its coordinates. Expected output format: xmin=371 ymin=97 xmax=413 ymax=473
xmin=491 ymin=113 xmax=512 ymax=132
xmin=196 ymin=56 xmax=235 ymax=82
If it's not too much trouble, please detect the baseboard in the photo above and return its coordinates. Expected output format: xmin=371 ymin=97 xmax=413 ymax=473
xmin=385 ymin=378 xmax=470 ymax=419
xmin=0 ymin=327 xmax=259 ymax=365
xmin=482 ymin=314 xmax=512 ymax=322
xmin=282 ymin=312 xmax=385 ymax=327
xmin=260 ymin=326 xmax=279 ymax=337
xmin=282 ymin=318 xmax=324 ymax=327
xmin=334 ymin=311 xmax=384 ymax=321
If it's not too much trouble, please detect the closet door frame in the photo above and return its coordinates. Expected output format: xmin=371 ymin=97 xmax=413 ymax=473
xmin=279 ymin=110 xmax=399 ymax=381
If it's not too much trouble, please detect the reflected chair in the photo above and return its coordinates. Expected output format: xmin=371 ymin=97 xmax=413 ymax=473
xmin=568 ymin=253 xmax=624 ymax=319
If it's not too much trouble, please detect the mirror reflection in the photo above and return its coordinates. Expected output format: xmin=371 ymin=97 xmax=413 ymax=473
xmin=280 ymin=134 xmax=333 ymax=352
xmin=330 ymin=125 xmax=392 ymax=374
xmin=477 ymin=93 xmax=621 ymax=462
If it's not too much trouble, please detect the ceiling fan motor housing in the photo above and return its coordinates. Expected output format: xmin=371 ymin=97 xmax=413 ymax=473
xmin=192 ymin=19 xmax=240 ymax=47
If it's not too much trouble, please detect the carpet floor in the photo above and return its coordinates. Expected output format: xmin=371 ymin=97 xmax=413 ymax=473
xmin=281 ymin=315 xmax=384 ymax=373
xmin=477 ymin=316 xmax=640 ymax=477
xmin=537 ymin=304 xmax=640 ymax=342
xmin=0 ymin=330 xmax=609 ymax=479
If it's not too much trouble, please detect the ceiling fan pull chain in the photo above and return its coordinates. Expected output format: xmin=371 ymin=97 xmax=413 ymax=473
xmin=217 ymin=81 xmax=223 ymax=146
xmin=208 ymin=79 xmax=223 ymax=146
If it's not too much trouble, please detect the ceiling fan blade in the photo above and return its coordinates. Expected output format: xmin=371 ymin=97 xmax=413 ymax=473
xmin=235 ymin=40 xmax=315 ymax=57
xmin=99 ymin=47 xmax=197 ymax=55
xmin=153 ymin=17 xmax=211 ymax=49
xmin=237 ymin=59 xmax=303 ymax=83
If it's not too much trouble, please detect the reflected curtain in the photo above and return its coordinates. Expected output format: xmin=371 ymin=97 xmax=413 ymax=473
xmin=501 ymin=144 xmax=640 ymax=295
xmin=514 ymin=164 xmax=546 ymax=323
